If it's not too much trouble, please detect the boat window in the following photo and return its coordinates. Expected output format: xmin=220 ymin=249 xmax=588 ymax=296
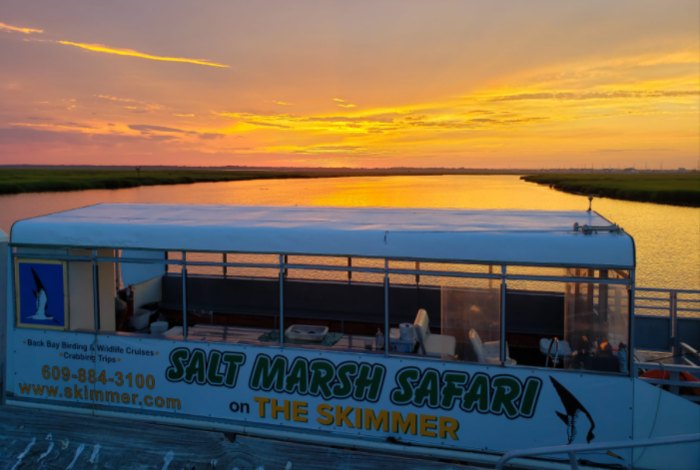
xmin=165 ymin=251 xmax=182 ymax=274
xmin=166 ymin=251 xmax=279 ymax=279
xmin=225 ymin=253 xmax=279 ymax=279
xmin=386 ymin=259 xmax=416 ymax=286
xmin=507 ymin=265 xmax=572 ymax=278
xmin=348 ymin=257 xmax=385 ymax=284
xmin=505 ymin=278 xmax=568 ymax=368
xmin=441 ymin=278 xmax=501 ymax=364
xmin=158 ymin=251 xmax=281 ymax=343
xmin=115 ymin=249 xmax=166 ymax=334
xmin=385 ymin=261 xmax=501 ymax=363
xmin=11 ymin=243 xmax=632 ymax=372
xmin=564 ymin=269 xmax=630 ymax=373
xmin=419 ymin=261 xmax=494 ymax=275
xmin=384 ymin=261 xmax=430 ymax=356
xmin=176 ymin=251 xmax=224 ymax=277
xmin=286 ymin=255 xmax=351 ymax=282
xmin=504 ymin=267 xmax=630 ymax=374
xmin=283 ymin=255 xmax=385 ymax=351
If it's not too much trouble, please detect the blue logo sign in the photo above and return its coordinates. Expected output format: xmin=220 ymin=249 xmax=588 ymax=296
xmin=17 ymin=261 xmax=67 ymax=328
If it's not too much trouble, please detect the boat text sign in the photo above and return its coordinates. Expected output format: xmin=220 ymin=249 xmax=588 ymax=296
xmin=7 ymin=329 xmax=633 ymax=453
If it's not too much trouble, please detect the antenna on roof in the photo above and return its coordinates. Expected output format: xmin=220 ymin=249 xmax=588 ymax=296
xmin=587 ymin=195 xmax=593 ymax=212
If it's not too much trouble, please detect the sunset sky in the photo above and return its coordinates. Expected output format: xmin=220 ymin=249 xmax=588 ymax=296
xmin=1 ymin=1 xmax=698 ymax=168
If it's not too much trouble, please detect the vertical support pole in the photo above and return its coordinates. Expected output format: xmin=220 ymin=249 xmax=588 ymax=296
xmin=568 ymin=451 xmax=580 ymax=470
xmin=115 ymin=250 xmax=121 ymax=291
xmin=670 ymin=290 xmax=679 ymax=362
xmin=181 ymin=251 xmax=188 ymax=338
xmin=0 ymin=240 xmax=10 ymax=404
xmin=564 ymin=269 xmax=573 ymax=352
xmin=92 ymin=249 xmax=101 ymax=332
xmin=223 ymin=253 xmax=228 ymax=278
xmin=669 ymin=291 xmax=680 ymax=391
xmin=347 ymin=257 xmax=352 ymax=283
xmin=279 ymin=254 xmax=285 ymax=345
xmin=415 ymin=261 xmax=420 ymax=286
xmin=500 ymin=264 xmax=507 ymax=364
xmin=628 ymin=270 xmax=635 ymax=377
xmin=384 ymin=259 xmax=390 ymax=356
xmin=4 ymin=246 xmax=11 ymax=325
xmin=599 ymin=269 xmax=609 ymax=321
xmin=587 ymin=268 xmax=595 ymax=312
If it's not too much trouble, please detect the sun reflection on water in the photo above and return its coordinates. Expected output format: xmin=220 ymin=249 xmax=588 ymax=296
xmin=0 ymin=175 xmax=697 ymax=290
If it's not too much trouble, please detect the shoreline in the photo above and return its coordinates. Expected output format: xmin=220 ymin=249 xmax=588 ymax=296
xmin=0 ymin=168 xmax=698 ymax=207
xmin=0 ymin=167 xmax=516 ymax=196
xmin=521 ymin=173 xmax=700 ymax=207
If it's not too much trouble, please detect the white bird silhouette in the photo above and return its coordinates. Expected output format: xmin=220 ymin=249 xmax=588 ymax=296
xmin=28 ymin=268 xmax=52 ymax=320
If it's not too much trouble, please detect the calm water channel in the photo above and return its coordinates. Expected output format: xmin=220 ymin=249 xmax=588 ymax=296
xmin=0 ymin=175 xmax=697 ymax=290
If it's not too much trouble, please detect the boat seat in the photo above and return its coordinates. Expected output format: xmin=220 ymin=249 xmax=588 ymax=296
xmin=468 ymin=328 xmax=516 ymax=365
xmin=413 ymin=309 xmax=456 ymax=358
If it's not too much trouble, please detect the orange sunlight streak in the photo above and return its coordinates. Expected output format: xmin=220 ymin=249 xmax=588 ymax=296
xmin=57 ymin=41 xmax=229 ymax=68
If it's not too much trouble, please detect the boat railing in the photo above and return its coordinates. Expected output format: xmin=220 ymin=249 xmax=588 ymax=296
xmin=494 ymin=433 xmax=700 ymax=470
xmin=634 ymin=287 xmax=700 ymax=356
xmin=633 ymin=287 xmax=700 ymax=403
xmin=635 ymin=287 xmax=700 ymax=319
xmin=634 ymin=361 xmax=700 ymax=404
xmin=679 ymin=342 xmax=700 ymax=366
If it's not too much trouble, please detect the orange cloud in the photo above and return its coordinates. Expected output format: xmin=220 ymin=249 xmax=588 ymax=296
xmin=9 ymin=121 xmax=109 ymax=135
xmin=58 ymin=40 xmax=229 ymax=68
xmin=0 ymin=21 xmax=43 ymax=34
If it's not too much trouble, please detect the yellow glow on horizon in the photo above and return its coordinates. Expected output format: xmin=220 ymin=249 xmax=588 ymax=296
xmin=58 ymin=41 xmax=229 ymax=68
xmin=208 ymin=66 xmax=698 ymax=161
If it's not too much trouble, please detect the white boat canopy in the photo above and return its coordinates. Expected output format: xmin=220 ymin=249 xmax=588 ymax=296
xmin=11 ymin=204 xmax=635 ymax=268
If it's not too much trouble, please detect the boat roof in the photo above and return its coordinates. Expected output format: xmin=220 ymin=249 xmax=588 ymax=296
xmin=10 ymin=203 xmax=635 ymax=268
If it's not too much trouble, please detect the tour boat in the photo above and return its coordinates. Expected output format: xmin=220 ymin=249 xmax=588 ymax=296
xmin=2 ymin=204 xmax=698 ymax=468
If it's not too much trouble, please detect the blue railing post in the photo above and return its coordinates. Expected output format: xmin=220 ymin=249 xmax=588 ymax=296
xmin=671 ymin=290 xmax=680 ymax=361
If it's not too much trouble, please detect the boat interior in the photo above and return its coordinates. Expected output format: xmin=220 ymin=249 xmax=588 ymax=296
xmin=36 ymin=248 xmax=631 ymax=373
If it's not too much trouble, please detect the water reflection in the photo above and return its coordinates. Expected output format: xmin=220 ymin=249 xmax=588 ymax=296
xmin=0 ymin=175 xmax=697 ymax=289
